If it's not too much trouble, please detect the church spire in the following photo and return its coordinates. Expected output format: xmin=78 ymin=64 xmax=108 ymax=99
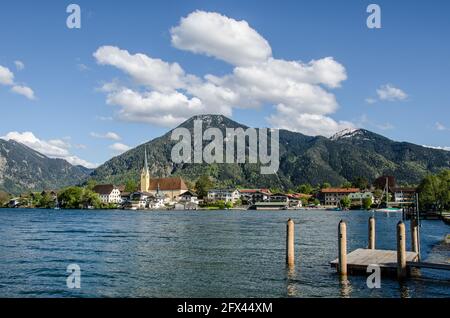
xmin=140 ymin=145 xmax=150 ymax=192
xmin=144 ymin=145 xmax=149 ymax=173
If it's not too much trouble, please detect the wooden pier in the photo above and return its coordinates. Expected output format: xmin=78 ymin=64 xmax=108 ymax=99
xmin=330 ymin=248 xmax=419 ymax=275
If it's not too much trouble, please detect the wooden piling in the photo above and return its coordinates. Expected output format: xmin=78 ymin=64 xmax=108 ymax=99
xmin=397 ymin=221 xmax=407 ymax=279
xmin=338 ymin=220 xmax=347 ymax=276
xmin=286 ymin=219 xmax=295 ymax=267
xmin=368 ymin=217 xmax=375 ymax=249
xmin=410 ymin=219 xmax=419 ymax=255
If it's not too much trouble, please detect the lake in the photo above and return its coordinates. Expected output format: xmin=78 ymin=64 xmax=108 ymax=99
xmin=0 ymin=208 xmax=448 ymax=298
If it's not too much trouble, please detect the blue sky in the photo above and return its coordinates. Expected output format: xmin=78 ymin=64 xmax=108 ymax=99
xmin=0 ymin=0 xmax=449 ymax=167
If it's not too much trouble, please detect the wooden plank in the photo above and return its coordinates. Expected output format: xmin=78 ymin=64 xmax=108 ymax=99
xmin=407 ymin=262 xmax=450 ymax=271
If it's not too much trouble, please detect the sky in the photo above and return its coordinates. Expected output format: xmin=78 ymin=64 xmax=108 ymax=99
xmin=0 ymin=0 xmax=449 ymax=168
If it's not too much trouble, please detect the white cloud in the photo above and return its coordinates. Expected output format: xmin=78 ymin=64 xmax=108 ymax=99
xmin=90 ymin=131 xmax=122 ymax=141
xmin=14 ymin=60 xmax=25 ymax=71
xmin=1 ymin=131 xmax=97 ymax=168
xmin=109 ymin=142 xmax=131 ymax=154
xmin=376 ymin=84 xmax=408 ymax=101
xmin=268 ymin=112 xmax=355 ymax=137
xmin=422 ymin=145 xmax=450 ymax=151
xmin=0 ymin=65 xmax=14 ymax=85
xmin=94 ymin=46 xmax=185 ymax=92
xmin=170 ymin=10 xmax=272 ymax=66
xmin=77 ymin=63 xmax=89 ymax=71
xmin=11 ymin=85 xmax=35 ymax=100
xmin=0 ymin=63 xmax=36 ymax=100
xmin=94 ymin=11 xmax=350 ymax=137
xmin=365 ymin=98 xmax=377 ymax=104
xmin=435 ymin=122 xmax=447 ymax=131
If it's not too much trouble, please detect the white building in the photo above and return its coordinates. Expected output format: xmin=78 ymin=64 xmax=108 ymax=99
xmin=207 ymin=189 xmax=240 ymax=203
xmin=93 ymin=184 xmax=122 ymax=204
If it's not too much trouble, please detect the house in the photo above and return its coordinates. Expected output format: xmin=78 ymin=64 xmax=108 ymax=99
xmin=207 ymin=189 xmax=240 ymax=203
xmin=178 ymin=190 xmax=199 ymax=204
xmin=390 ymin=187 xmax=417 ymax=204
xmin=124 ymin=192 xmax=154 ymax=209
xmin=320 ymin=188 xmax=360 ymax=206
xmin=238 ymin=189 xmax=271 ymax=204
xmin=348 ymin=192 xmax=375 ymax=206
xmin=93 ymin=184 xmax=122 ymax=204
xmin=269 ymin=193 xmax=290 ymax=203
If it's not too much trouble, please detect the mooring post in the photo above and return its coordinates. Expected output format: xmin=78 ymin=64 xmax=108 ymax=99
xmin=397 ymin=221 xmax=407 ymax=279
xmin=368 ymin=216 xmax=375 ymax=250
xmin=286 ymin=219 xmax=295 ymax=267
xmin=410 ymin=219 xmax=419 ymax=256
xmin=338 ymin=220 xmax=347 ymax=276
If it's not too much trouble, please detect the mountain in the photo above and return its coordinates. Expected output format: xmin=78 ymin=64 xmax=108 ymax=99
xmin=0 ymin=139 xmax=92 ymax=194
xmin=91 ymin=114 xmax=450 ymax=189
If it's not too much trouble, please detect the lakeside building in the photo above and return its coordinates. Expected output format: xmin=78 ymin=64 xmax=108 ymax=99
xmin=238 ymin=189 xmax=271 ymax=204
xmin=348 ymin=192 xmax=375 ymax=205
xmin=207 ymin=189 xmax=240 ymax=203
xmin=320 ymin=188 xmax=360 ymax=206
xmin=140 ymin=147 xmax=188 ymax=200
xmin=93 ymin=184 xmax=122 ymax=204
xmin=390 ymin=187 xmax=417 ymax=204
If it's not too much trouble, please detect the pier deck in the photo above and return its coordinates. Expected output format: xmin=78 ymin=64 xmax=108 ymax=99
xmin=330 ymin=248 xmax=419 ymax=274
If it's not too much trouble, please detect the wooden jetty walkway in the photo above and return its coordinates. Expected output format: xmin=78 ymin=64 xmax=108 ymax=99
xmin=330 ymin=248 xmax=419 ymax=275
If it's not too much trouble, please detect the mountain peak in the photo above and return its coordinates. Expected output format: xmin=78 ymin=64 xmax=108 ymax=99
xmin=330 ymin=128 xmax=389 ymax=142
xmin=330 ymin=128 xmax=360 ymax=141
xmin=175 ymin=114 xmax=249 ymax=130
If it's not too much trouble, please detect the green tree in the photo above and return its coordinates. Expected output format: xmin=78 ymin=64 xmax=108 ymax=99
xmin=341 ymin=181 xmax=353 ymax=188
xmin=363 ymin=197 xmax=373 ymax=210
xmin=297 ymin=183 xmax=313 ymax=194
xmin=81 ymin=189 xmax=101 ymax=209
xmin=225 ymin=201 xmax=233 ymax=209
xmin=58 ymin=187 xmax=83 ymax=209
xmin=195 ymin=175 xmax=214 ymax=199
xmin=352 ymin=177 xmax=369 ymax=190
xmin=321 ymin=182 xmax=331 ymax=189
xmin=340 ymin=196 xmax=351 ymax=208
xmin=418 ymin=170 xmax=450 ymax=212
xmin=86 ymin=179 xmax=97 ymax=191
xmin=38 ymin=192 xmax=54 ymax=208
xmin=216 ymin=200 xmax=226 ymax=209
xmin=124 ymin=179 xmax=137 ymax=193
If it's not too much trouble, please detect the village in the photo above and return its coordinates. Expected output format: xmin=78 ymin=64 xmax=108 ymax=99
xmin=1 ymin=148 xmax=421 ymax=212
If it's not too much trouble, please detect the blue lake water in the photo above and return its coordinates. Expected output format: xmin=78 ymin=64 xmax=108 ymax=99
xmin=0 ymin=208 xmax=448 ymax=298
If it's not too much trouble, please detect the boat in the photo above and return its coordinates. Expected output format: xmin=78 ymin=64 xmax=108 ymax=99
xmin=375 ymin=177 xmax=403 ymax=213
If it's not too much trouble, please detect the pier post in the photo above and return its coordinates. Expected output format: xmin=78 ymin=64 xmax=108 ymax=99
xmin=410 ymin=219 xmax=419 ymax=255
xmin=397 ymin=221 xmax=407 ymax=279
xmin=286 ymin=219 xmax=295 ymax=267
xmin=368 ymin=216 xmax=375 ymax=249
xmin=338 ymin=220 xmax=347 ymax=276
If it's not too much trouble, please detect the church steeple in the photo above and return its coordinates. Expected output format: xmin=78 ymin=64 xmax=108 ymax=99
xmin=140 ymin=146 xmax=150 ymax=192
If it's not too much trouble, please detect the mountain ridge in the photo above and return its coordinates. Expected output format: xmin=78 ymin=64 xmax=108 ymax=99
xmin=90 ymin=115 xmax=450 ymax=189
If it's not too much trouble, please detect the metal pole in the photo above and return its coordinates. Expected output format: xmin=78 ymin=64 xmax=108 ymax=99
xmin=416 ymin=193 xmax=421 ymax=261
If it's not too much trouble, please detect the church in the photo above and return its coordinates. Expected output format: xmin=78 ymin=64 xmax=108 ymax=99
xmin=140 ymin=147 xmax=189 ymax=200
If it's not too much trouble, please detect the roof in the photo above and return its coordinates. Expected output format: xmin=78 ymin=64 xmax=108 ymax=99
xmin=390 ymin=187 xmax=417 ymax=193
xmin=238 ymin=189 xmax=271 ymax=194
xmin=148 ymin=177 xmax=188 ymax=191
xmin=179 ymin=190 xmax=198 ymax=197
xmin=321 ymin=188 xmax=360 ymax=194
xmin=93 ymin=184 xmax=116 ymax=195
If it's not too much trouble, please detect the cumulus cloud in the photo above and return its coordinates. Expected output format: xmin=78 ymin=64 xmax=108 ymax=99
xmin=0 ymin=64 xmax=36 ymax=100
xmin=90 ymin=131 xmax=122 ymax=141
xmin=109 ymin=142 xmax=131 ymax=154
xmin=170 ymin=10 xmax=272 ymax=66
xmin=0 ymin=131 xmax=97 ymax=168
xmin=11 ymin=85 xmax=35 ymax=100
xmin=14 ymin=60 xmax=25 ymax=71
xmin=0 ymin=65 xmax=14 ymax=85
xmin=268 ymin=112 xmax=354 ymax=137
xmin=376 ymin=84 xmax=408 ymax=101
xmin=94 ymin=11 xmax=350 ymax=137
